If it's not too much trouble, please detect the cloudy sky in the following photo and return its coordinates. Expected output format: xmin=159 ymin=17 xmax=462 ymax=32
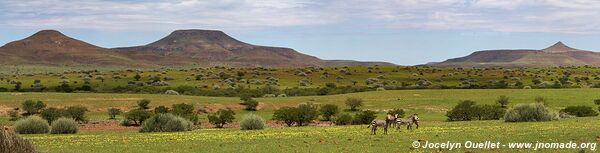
xmin=1 ymin=0 xmax=600 ymax=65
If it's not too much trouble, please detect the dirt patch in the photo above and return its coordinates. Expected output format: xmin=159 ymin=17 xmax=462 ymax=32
xmin=80 ymin=120 xmax=139 ymax=132
xmin=0 ymin=105 xmax=16 ymax=115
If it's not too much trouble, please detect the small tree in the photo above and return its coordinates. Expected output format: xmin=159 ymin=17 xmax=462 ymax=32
xmin=345 ymin=97 xmax=363 ymax=111
xmin=136 ymin=99 xmax=151 ymax=110
xmin=387 ymin=108 xmax=405 ymax=118
xmin=273 ymin=107 xmax=298 ymax=127
xmin=64 ymin=106 xmax=88 ymax=123
xmin=108 ymin=108 xmax=122 ymax=119
xmin=319 ymin=104 xmax=339 ymax=121
xmin=40 ymin=107 xmax=65 ymax=123
xmin=240 ymin=96 xmax=259 ymax=111
xmin=352 ymin=110 xmax=377 ymax=124
xmin=497 ymin=95 xmax=509 ymax=108
xmin=154 ymin=106 xmax=170 ymax=114
xmin=22 ymin=100 xmax=46 ymax=116
xmin=334 ymin=113 xmax=353 ymax=125
xmin=446 ymin=100 xmax=476 ymax=121
xmin=123 ymin=109 xmax=152 ymax=125
xmin=296 ymin=103 xmax=319 ymax=126
xmin=171 ymin=103 xmax=198 ymax=124
xmin=207 ymin=109 xmax=235 ymax=128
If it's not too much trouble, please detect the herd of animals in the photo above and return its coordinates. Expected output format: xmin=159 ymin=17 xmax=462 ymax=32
xmin=368 ymin=114 xmax=420 ymax=135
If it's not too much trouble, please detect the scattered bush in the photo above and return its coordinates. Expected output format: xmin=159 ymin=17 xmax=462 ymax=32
xmin=497 ymin=95 xmax=509 ymax=108
xmin=0 ymin=127 xmax=37 ymax=153
xmin=319 ymin=104 xmax=339 ymax=121
xmin=560 ymin=106 xmax=599 ymax=117
xmin=594 ymin=99 xmax=600 ymax=105
xmin=50 ymin=118 xmax=79 ymax=134
xmin=295 ymin=103 xmax=319 ymax=126
xmin=22 ymin=100 xmax=46 ymax=116
xmin=504 ymin=103 xmax=557 ymax=122
xmin=154 ymin=106 xmax=170 ymax=114
xmin=108 ymin=108 xmax=122 ymax=119
xmin=40 ymin=107 xmax=65 ymax=123
xmin=9 ymin=110 xmax=20 ymax=121
xmin=171 ymin=103 xmax=199 ymax=124
xmin=123 ymin=109 xmax=152 ymax=126
xmin=472 ymin=104 xmax=506 ymax=120
xmin=140 ymin=113 xmax=193 ymax=132
xmin=207 ymin=109 xmax=235 ymax=128
xmin=534 ymin=96 xmax=547 ymax=106
xmin=345 ymin=97 xmax=363 ymax=111
xmin=240 ymin=96 xmax=259 ymax=111
xmin=387 ymin=108 xmax=405 ymax=118
xmin=240 ymin=114 xmax=265 ymax=130
xmin=15 ymin=116 xmax=50 ymax=134
xmin=136 ymin=99 xmax=151 ymax=110
xmin=64 ymin=106 xmax=88 ymax=123
xmin=334 ymin=113 xmax=353 ymax=125
xmin=352 ymin=110 xmax=377 ymax=125
xmin=446 ymin=100 xmax=477 ymax=121
xmin=273 ymin=107 xmax=298 ymax=127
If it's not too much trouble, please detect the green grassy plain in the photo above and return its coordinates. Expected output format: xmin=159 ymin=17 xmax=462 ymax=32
xmin=0 ymin=89 xmax=599 ymax=152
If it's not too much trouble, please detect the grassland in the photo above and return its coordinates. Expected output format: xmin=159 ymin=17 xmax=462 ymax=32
xmin=1 ymin=89 xmax=599 ymax=152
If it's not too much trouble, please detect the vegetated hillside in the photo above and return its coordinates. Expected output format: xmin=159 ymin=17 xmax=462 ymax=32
xmin=428 ymin=42 xmax=600 ymax=68
xmin=115 ymin=29 xmax=394 ymax=67
xmin=0 ymin=30 xmax=142 ymax=67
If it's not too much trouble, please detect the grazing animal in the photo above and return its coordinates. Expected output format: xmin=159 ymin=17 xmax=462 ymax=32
xmin=367 ymin=119 xmax=388 ymax=135
xmin=396 ymin=114 xmax=420 ymax=131
xmin=385 ymin=114 xmax=397 ymax=128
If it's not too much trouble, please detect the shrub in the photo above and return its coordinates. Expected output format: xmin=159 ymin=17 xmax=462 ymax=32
xmin=345 ymin=97 xmax=363 ymax=111
xmin=40 ymin=107 xmax=65 ymax=123
xmin=241 ymin=97 xmax=259 ymax=111
xmin=108 ymin=108 xmax=122 ymax=119
xmin=64 ymin=106 xmax=88 ymax=123
xmin=534 ymin=96 xmax=547 ymax=105
xmin=154 ymin=106 xmax=170 ymax=114
xmin=273 ymin=107 xmax=298 ymax=127
xmin=446 ymin=100 xmax=477 ymax=121
xmin=207 ymin=109 xmax=235 ymax=128
xmin=15 ymin=116 xmax=50 ymax=134
xmin=0 ymin=127 xmax=37 ymax=153
xmin=560 ymin=106 xmax=599 ymax=117
xmin=334 ymin=113 xmax=353 ymax=125
xmin=472 ymin=104 xmax=506 ymax=120
xmin=50 ymin=118 xmax=78 ymax=134
xmin=240 ymin=114 xmax=265 ymax=130
xmin=594 ymin=99 xmax=600 ymax=105
xmin=319 ymin=104 xmax=339 ymax=121
xmin=387 ymin=108 xmax=405 ymax=118
xmin=123 ymin=109 xmax=152 ymax=126
xmin=8 ymin=110 xmax=20 ymax=121
xmin=137 ymin=99 xmax=151 ymax=110
xmin=497 ymin=95 xmax=509 ymax=108
xmin=140 ymin=113 xmax=193 ymax=132
xmin=352 ymin=110 xmax=377 ymax=124
xmin=22 ymin=100 xmax=46 ymax=116
xmin=295 ymin=103 xmax=319 ymax=126
xmin=171 ymin=103 xmax=199 ymax=124
xmin=504 ymin=103 xmax=557 ymax=122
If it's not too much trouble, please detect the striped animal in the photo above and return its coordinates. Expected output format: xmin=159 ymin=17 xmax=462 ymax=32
xmin=367 ymin=119 xmax=388 ymax=135
xmin=385 ymin=114 xmax=397 ymax=128
xmin=396 ymin=114 xmax=420 ymax=131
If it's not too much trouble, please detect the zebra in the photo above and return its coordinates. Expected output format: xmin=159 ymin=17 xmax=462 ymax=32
xmin=396 ymin=114 xmax=420 ymax=131
xmin=367 ymin=119 xmax=388 ymax=135
xmin=385 ymin=114 xmax=397 ymax=128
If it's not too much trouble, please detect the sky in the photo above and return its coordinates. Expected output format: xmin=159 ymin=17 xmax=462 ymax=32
xmin=1 ymin=0 xmax=600 ymax=65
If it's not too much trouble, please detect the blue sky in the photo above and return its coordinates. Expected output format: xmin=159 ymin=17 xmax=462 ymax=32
xmin=1 ymin=0 xmax=600 ymax=65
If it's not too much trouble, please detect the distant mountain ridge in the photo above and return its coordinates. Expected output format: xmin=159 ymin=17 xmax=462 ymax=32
xmin=0 ymin=29 xmax=393 ymax=67
xmin=427 ymin=42 xmax=600 ymax=68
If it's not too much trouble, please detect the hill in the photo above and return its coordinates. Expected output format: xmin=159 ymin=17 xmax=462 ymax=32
xmin=0 ymin=29 xmax=392 ymax=68
xmin=427 ymin=42 xmax=600 ymax=68
xmin=115 ymin=29 xmax=393 ymax=67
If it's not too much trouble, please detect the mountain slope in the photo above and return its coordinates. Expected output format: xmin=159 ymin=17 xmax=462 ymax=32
xmin=0 ymin=30 xmax=139 ymax=66
xmin=427 ymin=42 xmax=600 ymax=68
xmin=115 ymin=29 xmax=393 ymax=67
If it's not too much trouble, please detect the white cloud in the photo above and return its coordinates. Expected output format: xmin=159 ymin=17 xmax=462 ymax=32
xmin=1 ymin=0 xmax=600 ymax=34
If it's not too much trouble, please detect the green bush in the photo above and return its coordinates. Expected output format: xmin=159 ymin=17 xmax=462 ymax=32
xmin=560 ymin=106 xmax=599 ymax=117
xmin=295 ymin=103 xmax=319 ymax=126
xmin=387 ymin=108 xmax=405 ymax=118
xmin=15 ymin=116 xmax=50 ymax=134
xmin=273 ymin=107 xmax=298 ymax=127
xmin=108 ymin=108 xmax=122 ymax=119
xmin=334 ymin=113 xmax=353 ymax=125
xmin=345 ymin=97 xmax=363 ymax=111
xmin=472 ymin=104 xmax=506 ymax=120
xmin=40 ymin=107 xmax=65 ymax=123
xmin=154 ymin=106 xmax=170 ymax=114
xmin=319 ymin=104 xmax=339 ymax=121
xmin=594 ymin=99 xmax=600 ymax=105
xmin=140 ymin=113 xmax=193 ymax=132
xmin=505 ymin=103 xmax=557 ymax=122
xmin=8 ymin=110 xmax=20 ymax=121
xmin=123 ymin=109 xmax=152 ymax=126
xmin=64 ymin=106 xmax=88 ymax=123
xmin=137 ymin=99 xmax=151 ymax=110
xmin=0 ymin=127 xmax=37 ymax=153
xmin=207 ymin=109 xmax=235 ymax=128
xmin=240 ymin=114 xmax=265 ymax=130
xmin=352 ymin=110 xmax=377 ymax=125
xmin=446 ymin=100 xmax=477 ymax=121
xmin=171 ymin=103 xmax=199 ymax=124
xmin=50 ymin=118 xmax=79 ymax=134
xmin=497 ymin=96 xmax=509 ymax=108
xmin=22 ymin=100 xmax=46 ymax=116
